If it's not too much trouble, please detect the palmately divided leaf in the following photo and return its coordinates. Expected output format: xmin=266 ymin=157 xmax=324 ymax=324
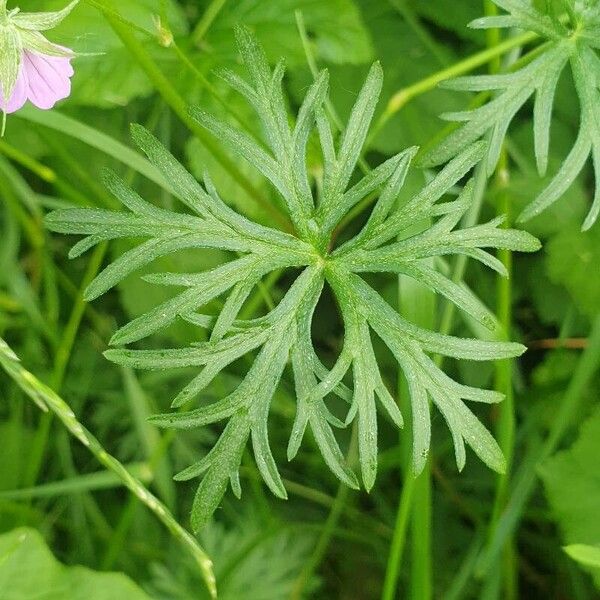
xmin=45 ymin=27 xmax=540 ymax=530
xmin=423 ymin=0 xmax=600 ymax=229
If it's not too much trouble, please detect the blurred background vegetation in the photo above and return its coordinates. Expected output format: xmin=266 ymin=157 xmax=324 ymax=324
xmin=1 ymin=0 xmax=599 ymax=598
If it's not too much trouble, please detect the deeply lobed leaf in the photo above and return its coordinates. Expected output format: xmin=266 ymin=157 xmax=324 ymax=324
xmin=423 ymin=0 xmax=600 ymax=229
xmin=46 ymin=26 xmax=541 ymax=530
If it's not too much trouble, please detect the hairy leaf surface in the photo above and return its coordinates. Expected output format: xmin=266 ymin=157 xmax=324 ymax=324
xmin=423 ymin=0 xmax=600 ymax=229
xmin=46 ymin=27 xmax=540 ymax=530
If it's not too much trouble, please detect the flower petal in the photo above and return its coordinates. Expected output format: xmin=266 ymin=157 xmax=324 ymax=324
xmin=22 ymin=49 xmax=74 ymax=110
xmin=0 ymin=62 xmax=28 ymax=114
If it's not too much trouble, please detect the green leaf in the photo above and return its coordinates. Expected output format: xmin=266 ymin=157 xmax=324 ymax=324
xmin=540 ymin=408 xmax=600 ymax=588
xmin=326 ymin=62 xmax=383 ymax=197
xmin=190 ymin=413 xmax=251 ymax=531
xmin=520 ymin=47 xmax=600 ymax=230
xmin=423 ymin=0 xmax=600 ymax=229
xmin=191 ymin=107 xmax=288 ymax=201
xmin=46 ymin=29 xmax=539 ymax=527
xmin=426 ymin=44 xmax=571 ymax=169
xmin=413 ymin=0 xmax=485 ymax=42
xmin=205 ymin=0 xmax=373 ymax=67
xmin=109 ymin=257 xmax=270 ymax=345
xmin=564 ymin=544 xmax=600 ymax=570
xmin=546 ymin=223 xmax=600 ymax=318
xmin=0 ymin=528 xmax=151 ymax=599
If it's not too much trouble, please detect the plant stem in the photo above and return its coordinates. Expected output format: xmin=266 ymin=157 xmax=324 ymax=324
xmin=84 ymin=0 xmax=155 ymax=37
xmin=101 ymin=10 xmax=292 ymax=231
xmin=0 ymin=139 xmax=56 ymax=184
xmin=477 ymin=314 xmax=600 ymax=577
xmin=291 ymin=482 xmax=352 ymax=599
xmin=410 ymin=468 xmax=432 ymax=598
xmin=192 ymin=0 xmax=228 ymax=45
xmin=481 ymin=3 xmax=519 ymax=593
xmin=383 ymin=219 xmax=436 ymax=600
xmin=484 ymin=0 xmax=503 ymax=73
xmin=0 ymin=337 xmax=217 ymax=598
xmin=97 ymin=0 xmax=260 ymax=142
xmin=378 ymin=18 xmax=516 ymax=592
xmin=489 ymin=155 xmax=518 ymax=600
xmin=404 ymin=273 xmax=435 ymax=600
xmin=290 ymin=425 xmax=358 ymax=599
xmin=369 ymin=30 xmax=538 ymax=143
xmin=381 ymin=473 xmax=416 ymax=600
xmin=23 ymin=244 xmax=107 ymax=488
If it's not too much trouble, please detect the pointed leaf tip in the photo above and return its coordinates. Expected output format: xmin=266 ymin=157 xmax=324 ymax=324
xmin=103 ymin=349 xmax=121 ymax=363
xmin=83 ymin=286 xmax=98 ymax=302
xmin=493 ymin=455 xmax=507 ymax=475
xmin=367 ymin=61 xmax=384 ymax=88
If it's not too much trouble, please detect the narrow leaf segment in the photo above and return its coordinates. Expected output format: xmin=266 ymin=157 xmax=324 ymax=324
xmin=46 ymin=26 xmax=540 ymax=530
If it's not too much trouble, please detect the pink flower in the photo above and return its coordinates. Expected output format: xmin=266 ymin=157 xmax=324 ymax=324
xmin=1 ymin=47 xmax=74 ymax=114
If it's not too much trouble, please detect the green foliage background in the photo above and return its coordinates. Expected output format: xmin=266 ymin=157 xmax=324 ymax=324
xmin=0 ymin=0 xmax=599 ymax=599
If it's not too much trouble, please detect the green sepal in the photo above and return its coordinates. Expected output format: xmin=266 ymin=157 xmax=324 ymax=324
xmin=0 ymin=24 xmax=21 ymax=102
xmin=12 ymin=0 xmax=80 ymax=31
xmin=19 ymin=30 xmax=73 ymax=57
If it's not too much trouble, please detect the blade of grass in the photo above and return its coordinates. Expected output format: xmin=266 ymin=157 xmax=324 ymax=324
xmin=290 ymin=425 xmax=358 ymax=599
xmin=0 ymin=336 xmax=217 ymax=598
xmin=0 ymin=138 xmax=56 ymax=184
xmin=369 ymin=29 xmax=539 ymax=143
xmin=192 ymin=0 xmax=228 ymax=45
xmin=482 ymin=5 xmax=518 ymax=596
xmin=100 ymin=8 xmax=291 ymax=231
xmin=39 ymin=131 xmax=118 ymax=209
xmin=444 ymin=532 xmax=486 ymax=600
xmin=476 ymin=314 xmax=600 ymax=578
xmin=101 ymin=368 xmax=177 ymax=570
xmin=15 ymin=107 xmax=172 ymax=193
xmin=382 ymin=219 xmax=435 ymax=600
xmin=0 ymin=464 xmax=152 ymax=500
xmin=122 ymin=368 xmax=175 ymax=507
xmin=0 ymin=156 xmax=44 ymax=247
xmin=23 ymin=243 xmax=107 ymax=488
xmin=0 ymin=158 xmax=56 ymax=350
xmin=1 ymin=144 xmax=95 ymax=209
